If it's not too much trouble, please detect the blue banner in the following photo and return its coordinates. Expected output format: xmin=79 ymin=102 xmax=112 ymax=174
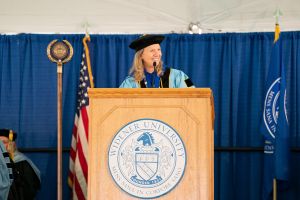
xmin=261 ymin=25 xmax=290 ymax=200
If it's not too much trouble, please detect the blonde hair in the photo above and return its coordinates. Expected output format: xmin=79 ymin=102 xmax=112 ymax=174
xmin=129 ymin=49 xmax=163 ymax=81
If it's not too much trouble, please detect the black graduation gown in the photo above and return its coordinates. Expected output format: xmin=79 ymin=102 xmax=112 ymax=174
xmin=8 ymin=160 xmax=40 ymax=200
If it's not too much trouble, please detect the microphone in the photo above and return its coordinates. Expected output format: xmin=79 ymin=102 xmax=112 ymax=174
xmin=153 ymin=61 xmax=157 ymax=75
xmin=152 ymin=61 xmax=157 ymax=87
xmin=153 ymin=61 xmax=157 ymax=68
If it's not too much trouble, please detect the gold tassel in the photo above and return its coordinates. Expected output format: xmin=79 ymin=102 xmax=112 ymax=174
xmin=7 ymin=130 xmax=14 ymax=159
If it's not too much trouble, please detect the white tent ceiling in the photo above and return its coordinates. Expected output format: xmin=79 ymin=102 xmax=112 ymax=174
xmin=1 ymin=0 xmax=300 ymax=34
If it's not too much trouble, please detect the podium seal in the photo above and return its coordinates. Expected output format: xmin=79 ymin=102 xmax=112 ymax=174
xmin=108 ymin=119 xmax=186 ymax=199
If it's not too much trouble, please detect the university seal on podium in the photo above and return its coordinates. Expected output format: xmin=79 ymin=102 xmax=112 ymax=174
xmin=108 ymin=119 xmax=186 ymax=199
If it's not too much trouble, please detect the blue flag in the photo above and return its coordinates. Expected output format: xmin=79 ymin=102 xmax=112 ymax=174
xmin=261 ymin=24 xmax=290 ymax=200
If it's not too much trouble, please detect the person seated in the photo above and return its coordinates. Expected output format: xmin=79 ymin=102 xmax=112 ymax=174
xmin=0 ymin=129 xmax=41 ymax=200
xmin=0 ymin=140 xmax=12 ymax=200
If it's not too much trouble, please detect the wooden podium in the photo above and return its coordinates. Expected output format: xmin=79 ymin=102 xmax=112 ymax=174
xmin=88 ymin=88 xmax=214 ymax=200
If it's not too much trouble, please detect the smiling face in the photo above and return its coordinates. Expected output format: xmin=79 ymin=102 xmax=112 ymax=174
xmin=141 ymin=44 xmax=162 ymax=73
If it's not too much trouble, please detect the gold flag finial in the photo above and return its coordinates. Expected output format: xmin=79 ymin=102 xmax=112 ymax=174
xmin=273 ymin=8 xmax=282 ymax=43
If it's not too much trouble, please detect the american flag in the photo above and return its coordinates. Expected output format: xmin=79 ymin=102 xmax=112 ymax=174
xmin=68 ymin=35 xmax=94 ymax=200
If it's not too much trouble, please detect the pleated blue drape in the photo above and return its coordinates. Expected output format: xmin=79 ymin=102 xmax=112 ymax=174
xmin=0 ymin=33 xmax=299 ymax=200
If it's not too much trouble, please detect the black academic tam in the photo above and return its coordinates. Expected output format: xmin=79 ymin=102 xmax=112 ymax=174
xmin=129 ymin=34 xmax=165 ymax=52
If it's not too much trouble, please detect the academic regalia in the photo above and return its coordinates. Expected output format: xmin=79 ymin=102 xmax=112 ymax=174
xmin=10 ymin=151 xmax=41 ymax=200
xmin=0 ymin=129 xmax=40 ymax=200
xmin=129 ymin=34 xmax=165 ymax=52
xmin=119 ymin=67 xmax=195 ymax=88
xmin=0 ymin=141 xmax=11 ymax=200
xmin=122 ymin=34 xmax=195 ymax=88
xmin=7 ymin=173 xmax=20 ymax=200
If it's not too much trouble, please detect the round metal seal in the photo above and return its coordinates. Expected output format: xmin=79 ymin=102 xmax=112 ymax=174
xmin=108 ymin=119 xmax=186 ymax=199
xmin=47 ymin=40 xmax=73 ymax=63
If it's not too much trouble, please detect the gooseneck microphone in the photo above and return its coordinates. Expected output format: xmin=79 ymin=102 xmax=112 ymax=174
xmin=152 ymin=61 xmax=157 ymax=87
xmin=153 ymin=61 xmax=157 ymax=68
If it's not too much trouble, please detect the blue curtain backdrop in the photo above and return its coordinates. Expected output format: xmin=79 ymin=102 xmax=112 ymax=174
xmin=0 ymin=33 xmax=299 ymax=200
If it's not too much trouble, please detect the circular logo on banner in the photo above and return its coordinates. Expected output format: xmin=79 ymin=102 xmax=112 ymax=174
xmin=108 ymin=119 xmax=186 ymax=199
xmin=263 ymin=77 xmax=288 ymax=139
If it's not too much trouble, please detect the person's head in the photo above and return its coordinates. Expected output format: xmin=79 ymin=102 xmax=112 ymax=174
xmin=129 ymin=35 xmax=165 ymax=81
xmin=0 ymin=129 xmax=17 ymax=153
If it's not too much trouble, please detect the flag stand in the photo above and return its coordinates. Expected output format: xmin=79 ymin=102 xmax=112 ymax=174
xmin=47 ymin=40 xmax=73 ymax=200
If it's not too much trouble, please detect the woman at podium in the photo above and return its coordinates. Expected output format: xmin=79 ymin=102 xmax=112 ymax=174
xmin=119 ymin=34 xmax=194 ymax=88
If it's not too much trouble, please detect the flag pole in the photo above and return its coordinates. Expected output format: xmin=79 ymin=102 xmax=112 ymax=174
xmin=47 ymin=40 xmax=73 ymax=200
xmin=57 ymin=61 xmax=63 ymax=200
xmin=272 ymin=8 xmax=282 ymax=200
xmin=273 ymin=179 xmax=277 ymax=200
